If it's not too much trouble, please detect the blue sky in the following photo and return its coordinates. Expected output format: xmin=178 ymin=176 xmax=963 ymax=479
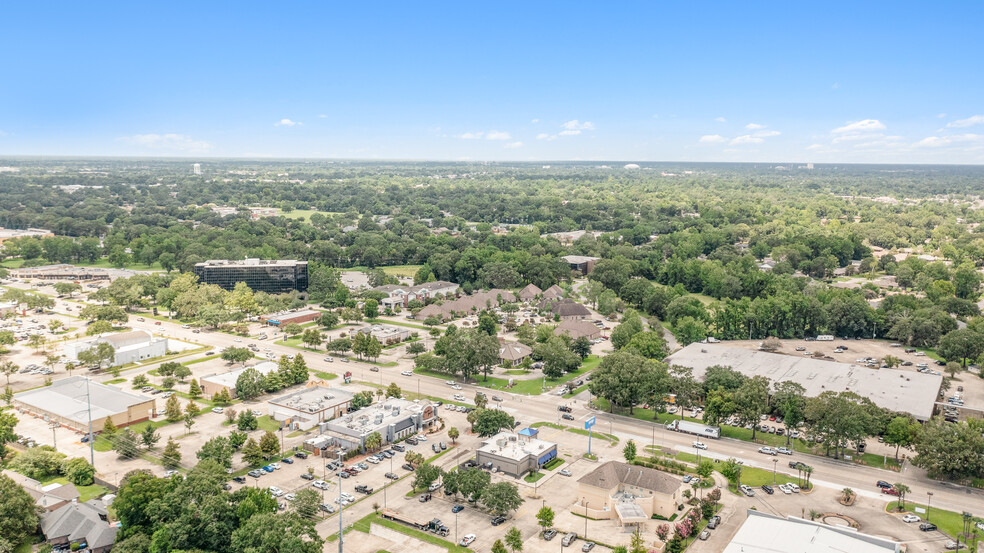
xmin=1 ymin=2 xmax=982 ymax=163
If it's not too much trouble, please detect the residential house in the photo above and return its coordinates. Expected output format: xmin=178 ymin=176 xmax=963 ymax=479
xmin=41 ymin=500 xmax=118 ymax=553
xmin=554 ymin=319 xmax=602 ymax=340
xmin=518 ymin=283 xmax=542 ymax=302
xmin=498 ymin=341 xmax=533 ymax=366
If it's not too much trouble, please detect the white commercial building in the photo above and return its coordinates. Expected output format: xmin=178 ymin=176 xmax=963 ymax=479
xmin=63 ymin=330 xmax=168 ymax=367
xmin=724 ymin=510 xmax=900 ymax=553
xmin=665 ymin=342 xmax=942 ymax=421
xmin=320 ymin=398 xmax=438 ymax=452
xmin=268 ymin=382 xmax=354 ymax=431
xmin=475 ymin=429 xmax=558 ymax=477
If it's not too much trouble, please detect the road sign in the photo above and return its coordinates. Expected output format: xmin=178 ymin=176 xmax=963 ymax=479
xmin=584 ymin=416 xmax=596 ymax=430
xmin=914 ymin=507 xmax=926 ymax=514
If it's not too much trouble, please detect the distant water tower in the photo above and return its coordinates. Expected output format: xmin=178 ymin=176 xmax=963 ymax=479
xmin=193 ymin=163 xmax=201 ymax=175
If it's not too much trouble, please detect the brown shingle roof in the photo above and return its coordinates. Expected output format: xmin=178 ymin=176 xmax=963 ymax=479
xmin=542 ymin=285 xmax=564 ymax=299
xmin=518 ymin=283 xmax=542 ymax=300
xmin=554 ymin=319 xmax=600 ymax=339
xmin=577 ymin=461 xmax=680 ymax=495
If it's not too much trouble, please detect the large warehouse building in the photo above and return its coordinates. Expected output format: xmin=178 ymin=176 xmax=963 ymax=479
xmin=665 ymin=343 xmax=942 ymax=421
xmin=193 ymin=258 xmax=309 ymax=293
xmin=13 ymin=376 xmax=157 ymax=433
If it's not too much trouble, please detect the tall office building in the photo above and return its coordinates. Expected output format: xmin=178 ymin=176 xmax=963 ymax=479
xmin=193 ymin=259 xmax=309 ymax=293
xmin=193 ymin=163 xmax=201 ymax=175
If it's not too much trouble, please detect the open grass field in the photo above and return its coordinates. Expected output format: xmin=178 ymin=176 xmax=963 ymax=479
xmin=887 ymin=501 xmax=967 ymax=540
xmin=414 ymin=355 xmax=600 ymax=395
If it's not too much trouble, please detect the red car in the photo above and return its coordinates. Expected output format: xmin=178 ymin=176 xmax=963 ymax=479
xmin=881 ymin=487 xmax=899 ymax=496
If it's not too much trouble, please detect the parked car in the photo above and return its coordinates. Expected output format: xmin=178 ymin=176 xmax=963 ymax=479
xmin=902 ymin=514 xmax=921 ymax=523
xmin=300 ymin=473 xmax=315 ymax=480
xmin=491 ymin=516 xmax=506 ymax=526
xmin=761 ymin=484 xmax=774 ymax=494
xmin=944 ymin=540 xmax=964 ymax=550
xmin=233 ymin=476 xmax=247 ymax=484
xmin=542 ymin=529 xmax=558 ymax=541
xmin=582 ymin=543 xmax=595 ymax=552
xmin=559 ymin=469 xmax=572 ymax=477
xmin=707 ymin=515 xmax=721 ymax=529
xmin=758 ymin=447 xmax=777 ymax=456
xmin=419 ymin=493 xmax=432 ymax=502
xmin=876 ymin=480 xmax=892 ymax=488
xmin=698 ymin=530 xmax=710 ymax=540
xmin=459 ymin=534 xmax=476 ymax=547
xmin=294 ymin=451 xmax=308 ymax=459
xmin=739 ymin=485 xmax=755 ymax=497
xmin=692 ymin=441 xmax=707 ymax=450
xmin=452 ymin=504 xmax=464 ymax=513
xmin=562 ymin=533 xmax=579 ymax=547
xmin=919 ymin=523 xmax=938 ymax=532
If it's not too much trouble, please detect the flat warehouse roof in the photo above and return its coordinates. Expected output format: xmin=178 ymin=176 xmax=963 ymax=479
xmin=665 ymin=343 xmax=941 ymax=420
xmin=14 ymin=376 xmax=152 ymax=423
xmin=724 ymin=510 xmax=899 ymax=553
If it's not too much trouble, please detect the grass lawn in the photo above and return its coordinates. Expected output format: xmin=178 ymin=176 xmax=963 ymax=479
xmin=41 ymin=476 xmax=108 ymax=502
xmin=672 ymin=450 xmax=811 ymax=491
xmin=380 ymin=265 xmax=423 ymax=278
xmin=563 ymin=384 xmax=590 ymax=398
xmin=531 ymin=421 xmax=619 ymax=445
xmin=887 ymin=501 xmax=966 ymax=539
xmin=313 ymin=370 xmax=339 ymax=380
xmin=105 ymin=378 xmax=127 ymax=385
xmin=542 ymin=457 xmax=565 ymax=471
xmin=504 ymin=369 xmax=529 ymax=375
xmin=524 ymin=471 xmax=546 ymax=483
xmin=371 ymin=319 xmax=431 ymax=331
xmin=256 ymin=415 xmax=281 ymax=433
xmin=183 ymin=354 xmax=222 ymax=366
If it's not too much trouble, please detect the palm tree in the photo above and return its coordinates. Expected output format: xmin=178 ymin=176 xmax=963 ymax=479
xmin=841 ymin=488 xmax=854 ymax=504
xmin=803 ymin=465 xmax=813 ymax=489
xmin=893 ymin=483 xmax=911 ymax=510
xmin=808 ymin=509 xmax=821 ymax=521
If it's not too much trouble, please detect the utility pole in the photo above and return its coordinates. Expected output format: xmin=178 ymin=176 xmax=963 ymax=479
xmin=86 ymin=377 xmax=94 ymax=467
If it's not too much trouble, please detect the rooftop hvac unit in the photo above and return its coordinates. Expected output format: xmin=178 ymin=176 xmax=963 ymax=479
xmin=392 ymin=407 xmax=400 ymax=416
xmin=508 ymin=436 xmax=517 ymax=441
xmin=496 ymin=438 xmax=507 ymax=449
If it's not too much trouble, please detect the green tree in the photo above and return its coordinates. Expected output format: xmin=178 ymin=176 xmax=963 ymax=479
xmin=937 ymin=329 xmax=984 ymax=367
xmin=259 ymin=431 xmax=280 ymax=458
xmin=474 ymin=391 xmax=488 ymax=409
xmin=773 ymin=380 xmax=806 ymax=446
xmin=241 ymin=437 xmax=265 ymax=466
xmin=386 ymin=382 xmax=402 ymax=398
xmin=102 ymin=417 xmax=118 ymax=437
xmin=473 ymin=409 xmax=515 ymax=437
xmin=481 ymin=481 xmax=524 ymax=515
xmin=141 ymin=425 xmax=160 ymax=449
xmin=221 ymin=346 xmax=253 ymax=366
xmin=364 ymin=431 xmax=383 ymax=452
xmin=893 ymin=482 xmax=911 ymax=510
xmin=318 ymin=311 xmax=340 ymax=329
xmin=0 ymin=473 xmax=42 ymax=550
xmin=413 ymin=464 xmax=443 ymax=491
xmin=536 ymin=505 xmax=555 ymax=533
xmin=301 ymin=328 xmax=324 ymax=350
xmin=734 ymin=375 xmax=771 ymax=439
xmin=448 ymin=426 xmax=460 ymax=444
xmin=720 ymin=458 xmax=743 ymax=489
xmin=623 ymin=440 xmax=637 ymax=462
xmin=283 ymin=323 xmax=303 ymax=338
xmin=113 ymin=428 xmax=140 ymax=458
xmin=0 ymin=360 xmax=17 ymax=385
xmin=230 ymin=512 xmax=323 ymax=553
xmin=884 ymin=416 xmax=919 ymax=460
xmin=492 ymin=540 xmax=508 ymax=553
xmin=235 ymin=367 xmax=266 ymax=400
xmin=164 ymin=394 xmax=183 ymax=421
xmin=197 ymin=436 xmax=235 ymax=469
xmin=363 ymin=298 xmax=379 ymax=319
xmin=61 ymin=457 xmax=95 ymax=486
xmin=188 ymin=378 xmax=202 ymax=398
xmin=293 ymin=488 xmax=320 ymax=519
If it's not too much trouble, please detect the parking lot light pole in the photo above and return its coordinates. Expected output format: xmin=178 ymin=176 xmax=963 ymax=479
xmin=584 ymin=501 xmax=588 ymax=539
xmin=338 ymin=450 xmax=344 ymax=553
xmin=927 ymin=491 xmax=933 ymax=521
xmin=773 ymin=459 xmax=777 ymax=486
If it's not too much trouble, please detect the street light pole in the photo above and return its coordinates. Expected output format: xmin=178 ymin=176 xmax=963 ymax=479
xmin=772 ymin=459 xmax=777 ymax=486
xmin=927 ymin=492 xmax=933 ymax=522
xmin=85 ymin=377 xmax=94 ymax=467
xmin=584 ymin=501 xmax=588 ymax=539
xmin=338 ymin=450 xmax=344 ymax=553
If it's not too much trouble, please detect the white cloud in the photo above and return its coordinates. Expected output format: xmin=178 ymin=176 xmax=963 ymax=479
xmin=714 ymin=117 xmax=726 ymax=123
xmin=536 ymin=133 xmax=551 ymax=140
xmin=458 ymin=132 xmax=484 ymax=140
xmin=745 ymin=123 xmax=766 ymax=130
xmin=561 ymin=120 xmax=595 ymax=131
xmin=317 ymin=114 xmax=327 ymax=118
xmin=754 ymin=130 xmax=781 ymax=138
xmin=531 ymin=118 xmax=540 ymax=124
xmin=123 ymin=133 xmax=213 ymax=152
xmin=946 ymin=115 xmax=984 ymax=128
xmin=485 ymin=130 xmax=512 ymax=141
xmin=805 ymin=144 xmax=826 ymax=151
xmin=558 ymin=129 xmax=581 ymax=136
xmin=275 ymin=118 xmax=302 ymax=127
xmin=915 ymin=134 xmax=983 ymax=147
xmin=699 ymin=134 xmax=727 ymax=144
xmin=730 ymin=135 xmax=764 ymax=145
xmin=504 ymin=141 xmax=523 ymax=149
xmin=832 ymin=119 xmax=885 ymax=134
xmin=937 ymin=113 xmax=947 ymax=119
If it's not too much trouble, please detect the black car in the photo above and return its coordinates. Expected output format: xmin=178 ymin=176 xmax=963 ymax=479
xmin=876 ymin=480 xmax=892 ymax=489
xmin=338 ymin=471 xmax=350 ymax=478
xmin=760 ymin=485 xmax=774 ymax=494
xmin=440 ymin=442 xmax=447 ymax=450
xmin=407 ymin=437 xmax=419 ymax=445
xmin=433 ymin=444 xmax=441 ymax=453
xmin=403 ymin=463 xmax=416 ymax=471
xmin=919 ymin=523 xmax=937 ymax=532
xmin=281 ymin=457 xmax=294 ymax=464
xmin=392 ymin=444 xmax=406 ymax=452
xmin=562 ymin=414 xmax=575 ymax=420
xmin=385 ymin=472 xmax=399 ymax=480
xmin=300 ymin=473 xmax=315 ymax=480
xmin=491 ymin=516 xmax=506 ymax=526
xmin=233 ymin=476 xmax=247 ymax=484
xmin=294 ymin=451 xmax=308 ymax=459
xmin=543 ymin=529 xmax=558 ymax=541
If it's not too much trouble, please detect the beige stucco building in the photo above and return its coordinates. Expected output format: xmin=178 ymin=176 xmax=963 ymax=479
xmin=573 ymin=461 xmax=685 ymax=527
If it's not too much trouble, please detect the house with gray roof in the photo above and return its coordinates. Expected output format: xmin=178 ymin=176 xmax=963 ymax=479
xmin=41 ymin=500 xmax=118 ymax=553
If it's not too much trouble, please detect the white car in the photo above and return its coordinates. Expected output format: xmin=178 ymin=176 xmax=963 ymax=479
xmin=417 ymin=434 xmax=428 ymax=442
xmin=692 ymin=441 xmax=707 ymax=450
xmin=667 ymin=406 xmax=678 ymax=414
xmin=401 ymin=370 xmax=413 ymax=376
xmin=559 ymin=469 xmax=572 ymax=477
xmin=212 ymin=407 xmax=224 ymax=414
xmin=460 ymin=534 xmax=477 ymax=547
xmin=446 ymin=380 xmax=456 ymax=386
xmin=340 ymin=492 xmax=355 ymax=501
xmin=778 ymin=484 xmax=792 ymax=494
xmin=785 ymin=482 xmax=800 ymax=493
xmin=901 ymin=514 xmax=920 ymax=523
xmin=758 ymin=447 xmax=777 ymax=456
xmin=367 ymin=456 xmax=380 ymax=464
xmin=324 ymin=357 xmax=334 ymax=362
xmin=269 ymin=486 xmax=284 ymax=496
xmin=776 ymin=447 xmax=793 ymax=455
xmin=270 ymin=463 xmax=282 ymax=470
xmin=284 ymin=493 xmax=297 ymax=501
xmin=451 ymin=384 xmax=463 ymax=390
xmin=313 ymin=480 xmax=329 ymax=489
